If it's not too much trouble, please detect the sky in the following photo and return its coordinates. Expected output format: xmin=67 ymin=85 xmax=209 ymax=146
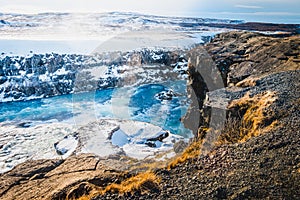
xmin=0 ymin=0 xmax=299 ymax=23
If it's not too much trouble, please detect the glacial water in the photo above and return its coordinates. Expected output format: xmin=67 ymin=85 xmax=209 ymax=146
xmin=0 ymin=80 xmax=191 ymax=137
xmin=0 ymin=80 xmax=192 ymax=173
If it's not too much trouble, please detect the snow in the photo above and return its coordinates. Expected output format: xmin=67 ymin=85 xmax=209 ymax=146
xmin=0 ymin=122 xmax=76 ymax=173
xmin=111 ymin=129 xmax=130 ymax=147
xmin=0 ymin=39 xmax=104 ymax=55
xmin=122 ymin=144 xmax=154 ymax=159
xmin=106 ymin=120 xmax=184 ymax=159
xmin=150 ymin=52 xmax=164 ymax=60
xmin=75 ymin=119 xmax=185 ymax=160
xmin=75 ymin=120 xmax=121 ymax=157
xmin=54 ymin=135 xmax=78 ymax=158
xmin=54 ymin=68 xmax=68 ymax=75
xmin=19 ymin=70 xmax=26 ymax=76
xmin=82 ymin=66 xmax=107 ymax=79
xmin=39 ymin=74 xmax=50 ymax=82
xmin=0 ymin=12 xmax=235 ymax=55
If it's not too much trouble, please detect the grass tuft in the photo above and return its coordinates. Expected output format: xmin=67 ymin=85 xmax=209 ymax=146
xmin=76 ymin=172 xmax=160 ymax=199
xmin=217 ymin=91 xmax=279 ymax=144
xmin=167 ymin=139 xmax=203 ymax=170
xmin=236 ymin=77 xmax=259 ymax=87
xmin=76 ymin=197 xmax=90 ymax=200
xmin=100 ymin=171 xmax=160 ymax=195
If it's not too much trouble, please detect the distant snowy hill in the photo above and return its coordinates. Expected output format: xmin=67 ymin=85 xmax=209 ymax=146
xmin=0 ymin=12 xmax=243 ymax=40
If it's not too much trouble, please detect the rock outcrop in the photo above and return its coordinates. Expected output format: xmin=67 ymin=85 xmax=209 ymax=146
xmin=0 ymin=154 xmax=129 ymax=200
xmin=205 ymin=31 xmax=300 ymax=86
xmin=183 ymin=31 xmax=300 ymax=137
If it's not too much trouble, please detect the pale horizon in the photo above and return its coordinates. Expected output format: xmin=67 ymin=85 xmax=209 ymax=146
xmin=0 ymin=0 xmax=299 ymax=24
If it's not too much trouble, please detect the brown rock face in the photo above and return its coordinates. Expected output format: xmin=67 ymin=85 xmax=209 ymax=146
xmin=204 ymin=31 xmax=300 ymax=86
xmin=181 ymin=45 xmax=225 ymax=137
xmin=183 ymin=31 xmax=300 ymax=137
xmin=173 ymin=32 xmax=300 ymax=199
xmin=0 ymin=154 xmax=126 ymax=200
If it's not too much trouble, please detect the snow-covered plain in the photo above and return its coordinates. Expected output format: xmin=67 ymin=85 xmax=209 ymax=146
xmin=0 ymin=12 xmax=238 ymax=54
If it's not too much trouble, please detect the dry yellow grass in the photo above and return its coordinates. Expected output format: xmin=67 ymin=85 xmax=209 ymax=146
xmin=76 ymin=171 xmax=160 ymax=199
xmin=128 ymin=160 xmax=167 ymax=172
xmin=297 ymin=163 xmax=300 ymax=173
xmin=217 ymin=91 xmax=278 ymax=144
xmin=76 ymin=196 xmax=90 ymax=200
xmin=236 ymin=77 xmax=259 ymax=87
xmin=78 ymin=140 xmax=204 ymax=198
xmin=100 ymin=171 xmax=160 ymax=195
xmin=167 ymin=139 xmax=203 ymax=170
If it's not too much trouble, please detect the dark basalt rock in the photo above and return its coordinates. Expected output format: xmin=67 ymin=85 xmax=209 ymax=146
xmin=155 ymin=90 xmax=176 ymax=101
xmin=98 ymin=76 xmax=119 ymax=89
xmin=146 ymin=131 xmax=169 ymax=142
xmin=0 ymin=20 xmax=8 ymax=24
xmin=17 ymin=122 xmax=32 ymax=128
xmin=204 ymin=31 xmax=300 ymax=86
xmin=145 ymin=131 xmax=170 ymax=148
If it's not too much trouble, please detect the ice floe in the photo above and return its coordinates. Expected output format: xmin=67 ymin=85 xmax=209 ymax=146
xmin=0 ymin=119 xmax=187 ymax=173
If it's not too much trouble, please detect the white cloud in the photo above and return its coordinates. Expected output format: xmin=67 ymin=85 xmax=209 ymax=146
xmin=252 ymin=12 xmax=300 ymax=16
xmin=0 ymin=0 xmax=198 ymax=16
xmin=0 ymin=5 xmax=47 ymax=14
xmin=235 ymin=5 xmax=263 ymax=9
xmin=0 ymin=0 xmax=298 ymax=23
xmin=212 ymin=11 xmax=300 ymax=16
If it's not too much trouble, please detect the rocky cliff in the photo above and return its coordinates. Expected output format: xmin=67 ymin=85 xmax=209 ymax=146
xmin=184 ymin=31 xmax=300 ymax=138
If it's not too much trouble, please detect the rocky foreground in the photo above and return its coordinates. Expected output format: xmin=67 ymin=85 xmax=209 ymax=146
xmin=0 ymin=31 xmax=299 ymax=199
